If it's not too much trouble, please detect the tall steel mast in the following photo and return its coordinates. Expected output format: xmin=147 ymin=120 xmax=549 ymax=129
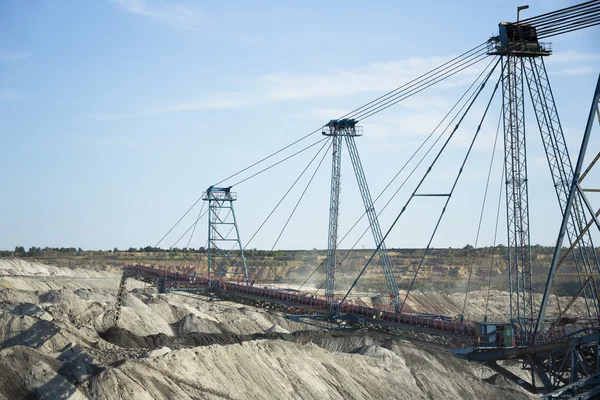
xmin=203 ymin=186 xmax=249 ymax=285
xmin=322 ymin=119 xmax=401 ymax=312
xmin=489 ymin=19 xmax=599 ymax=342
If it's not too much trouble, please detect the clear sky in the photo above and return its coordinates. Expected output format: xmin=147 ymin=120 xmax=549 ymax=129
xmin=1 ymin=0 xmax=599 ymax=251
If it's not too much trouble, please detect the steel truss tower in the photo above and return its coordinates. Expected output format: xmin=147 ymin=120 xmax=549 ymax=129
xmin=203 ymin=186 xmax=249 ymax=285
xmin=489 ymin=22 xmax=600 ymax=342
xmin=322 ymin=119 xmax=401 ymax=312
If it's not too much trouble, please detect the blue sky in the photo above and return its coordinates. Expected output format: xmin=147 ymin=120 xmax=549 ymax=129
xmin=1 ymin=0 xmax=599 ymax=251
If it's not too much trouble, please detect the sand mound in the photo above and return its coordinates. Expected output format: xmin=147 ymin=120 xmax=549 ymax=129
xmin=266 ymin=324 xmax=290 ymax=334
xmin=355 ymin=345 xmax=396 ymax=358
xmin=0 ymin=260 xmax=535 ymax=400
xmin=147 ymin=347 xmax=171 ymax=358
xmin=173 ymin=314 xmax=222 ymax=335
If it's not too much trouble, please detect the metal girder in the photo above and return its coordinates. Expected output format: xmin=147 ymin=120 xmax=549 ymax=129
xmin=325 ymin=133 xmax=343 ymax=307
xmin=529 ymin=354 xmax=553 ymax=391
xmin=501 ymin=55 xmax=535 ymax=338
xmin=543 ymin=372 xmax=600 ymax=400
xmin=204 ymin=186 xmax=249 ymax=285
xmin=322 ymin=120 xmax=396 ymax=313
xmin=457 ymin=332 xmax=599 ymax=395
xmin=344 ymin=135 xmax=401 ymax=312
xmin=484 ymin=361 xmax=541 ymax=393
xmin=524 ymin=57 xmax=600 ymax=329
xmin=535 ymin=75 xmax=600 ymax=339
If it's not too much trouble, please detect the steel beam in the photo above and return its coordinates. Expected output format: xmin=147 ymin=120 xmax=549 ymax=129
xmin=501 ymin=55 xmax=534 ymax=338
xmin=325 ymin=134 xmax=343 ymax=307
xmin=344 ymin=135 xmax=401 ymax=312
xmin=204 ymin=187 xmax=249 ymax=285
xmin=535 ymin=74 xmax=600 ymax=340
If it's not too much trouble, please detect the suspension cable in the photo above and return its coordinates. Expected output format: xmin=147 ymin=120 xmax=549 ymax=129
xmin=354 ymin=52 xmax=490 ymax=121
xmin=253 ymin=140 xmax=332 ymax=281
xmin=399 ymin=63 xmax=503 ymax=313
xmin=148 ymin=207 xmax=210 ymax=268
xmin=341 ymin=42 xmax=488 ymax=120
xmin=301 ymin=56 xmax=499 ymax=297
xmin=336 ymin=57 xmax=499 ymax=261
xmin=177 ymin=201 xmax=206 ymax=271
xmin=224 ymin=138 xmax=332 ymax=276
xmin=212 ymin=44 xmax=491 ymax=191
xmin=231 ymin=137 xmax=329 ymax=187
xmin=538 ymin=18 xmax=600 ymax=39
xmin=339 ymin=57 xmax=502 ymax=310
xmin=519 ymin=0 xmax=599 ymax=25
xmin=152 ymin=44 xmax=494 ymax=251
xmin=484 ymin=163 xmax=505 ymax=319
xmin=461 ymin=106 xmax=503 ymax=318
xmin=212 ymin=128 xmax=323 ymax=186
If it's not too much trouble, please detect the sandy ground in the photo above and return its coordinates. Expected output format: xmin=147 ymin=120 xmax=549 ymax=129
xmin=0 ymin=259 xmax=536 ymax=399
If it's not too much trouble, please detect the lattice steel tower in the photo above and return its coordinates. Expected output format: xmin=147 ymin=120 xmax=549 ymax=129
xmin=203 ymin=186 xmax=249 ymax=285
xmin=489 ymin=21 xmax=600 ymax=342
xmin=322 ymin=119 xmax=401 ymax=312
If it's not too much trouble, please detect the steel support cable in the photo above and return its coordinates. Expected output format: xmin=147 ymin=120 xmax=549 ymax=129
xmin=138 ymin=200 xmax=207 ymax=269
xmin=461 ymin=107 xmax=503 ymax=319
xmin=151 ymin=196 xmax=203 ymax=256
xmin=337 ymin=42 xmax=488 ymax=121
xmin=524 ymin=56 xmax=599 ymax=319
xmin=155 ymin=46 xmax=487 ymax=249
xmin=537 ymin=13 xmax=600 ymax=35
xmin=538 ymin=19 xmax=600 ymax=40
xmin=339 ymin=58 xmax=502 ymax=310
xmin=530 ymin=7 xmax=600 ymax=30
xmin=230 ymin=137 xmax=329 ymax=187
xmin=253 ymin=140 xmax=332 ymax=281
xmin=306 ymin=79 xmax=484 ymax=297
xmin=178 ymin=201 xmax=206 ymax=271
xmin=151 ymin=131 xmax=323 ymax=256
xmin=538 ymin=18 xmax=600 ymax=38
xmin=214 ymin=44 xmax=489 ymax=190
xmin=399 ymin=66 xmax=503 ymax=313
xmin=306 ymin=56 xmax=499 ymax=298
xmin=341 ymin=42 xmax=487 ymax=118
xmin=356 ymin=55 xmax=490 ymax=122
xmin=346 ymin=46 xmax=488 ymax=120
xmin=522 ymin=3 xmax=600 ymax=30
xmin=223 ymin=138 xmax=332 ymax=279
xmin=352 ymin=52 xmax=490 ymax=121
xmin=212 ymin=128 xmax=323 ymax=187
xmin=518 ymin=0 xmax=599 ymax=25
xmin=540 ymin=21 xmax=600 ymax=39
xmin=484 ymin=162 xmax=506 ymax=319
xmin=332 ymin=58 xmax=500 ymax=287
xmin=298 ymin=258 xmax=326 ymax=292
xmin=149 ymin=207 xmax=210 ymax=268
xmin=336 ymin=56 xmax=499 ymax=254
xmin=186 ymin=201 xmax=205 ymax=250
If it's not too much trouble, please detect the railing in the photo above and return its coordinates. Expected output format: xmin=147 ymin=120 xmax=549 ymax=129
xmin=487 ymin=40 xmax=552 ymax=55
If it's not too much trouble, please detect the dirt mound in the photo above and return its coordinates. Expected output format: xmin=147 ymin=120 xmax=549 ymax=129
xmin=100 ymin=327 xmax=281 ymax=349
xmin=0 ymin=362 xmax=28 ymax=400
xmin=10 ymin=302 xmax=45 ymax=318
xmin=0 ymin=314 xmax=62 ymax=349
xmin=0 ymin=260 xmax=535 ymax=399
xmin=354 ymin=345 xmax=396 ymax=358
xmin=265 ymin=324 xmax=290 ymax=334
